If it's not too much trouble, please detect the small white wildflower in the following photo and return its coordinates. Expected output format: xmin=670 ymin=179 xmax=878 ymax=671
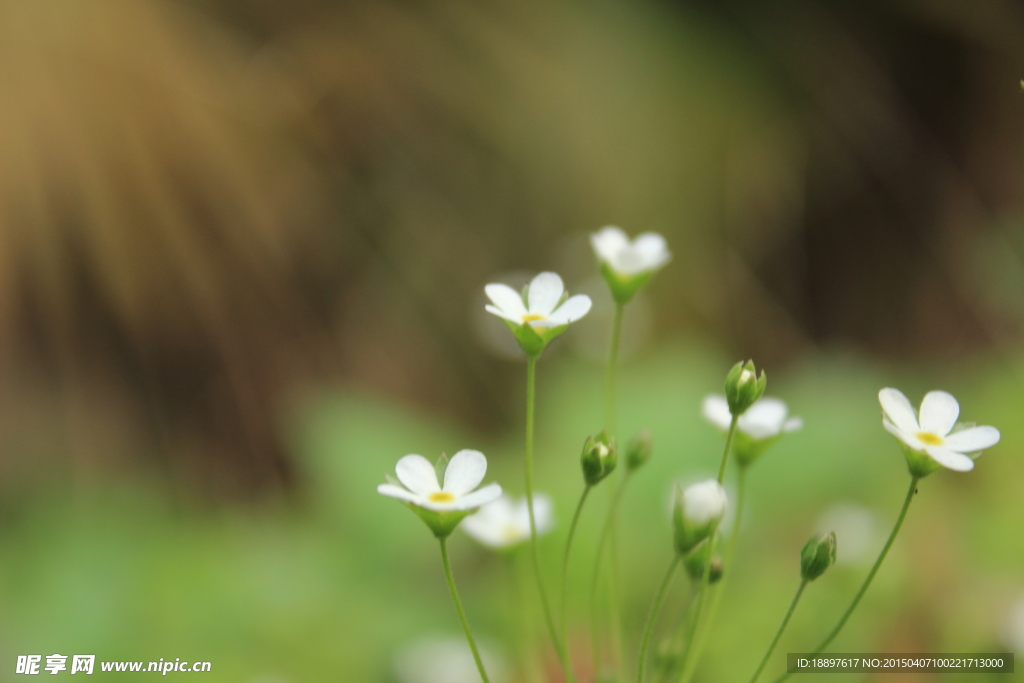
xmin=591 ymin=226 xmax=671 ymax=277
xmin=702 ymin=395 xmax=802 ymax=440
xmin=461 ymin=493 xmax=554 ymax=550
xmin=590 ymin=226 xmax=671 ymax=304
xmin=484 ymin=272 xmax=591 ymax=356
xmin=393 ymin=636 xmax=507 ymax=683
xmin=702 ymin=395 xmax=801 ymax=468
xmin=378 ymin=450 xmax=502 ymax=537
xmin=816 ymin=503 xmax=877 ymax=566
xmin=1000 ymin=596 xmax=1024 ymax=654
xmin=879 ymin=388 xmax=1000 ymax=475
xmin=484 ymin=271 xmax=591 ymax=330
xmin=673 ymin=479 xmax=728 ymax=554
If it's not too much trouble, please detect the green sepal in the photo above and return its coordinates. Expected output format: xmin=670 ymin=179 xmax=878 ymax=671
xmin=684 ymin=537 xmax=724 ymax=584
xmin=407 ymin=503 xmax=474 ymax=539
xmin=501 ymin=319 xmax=568 ymax=358
xmin=672 ymin=483 xmax=720 ymax=555
xmin=434 ymin=452 xmax=449 ymax=485
xmin=900 ymin=443 xmax=943 ymax=478
xmin=599 ymin=261 xmax=655 ymax=305
xmin=732 ymin=431 xmax=782 ymax=469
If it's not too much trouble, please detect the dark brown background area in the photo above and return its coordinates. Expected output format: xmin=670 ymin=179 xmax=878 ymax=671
xmin=0 ymin=0 xmax=1021 ymax=498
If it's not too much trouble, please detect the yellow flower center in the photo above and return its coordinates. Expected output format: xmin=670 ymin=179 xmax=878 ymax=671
xmin=428 ymin=492 xmax=455 ymax=503
xmin=917 ymin=432 xmax=943 ymax=446
xmin=522 ymin=313 xmax=546 ymax=323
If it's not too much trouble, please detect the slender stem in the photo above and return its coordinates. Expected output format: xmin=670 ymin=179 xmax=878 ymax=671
xmin=560 ymin=485 xmax=592 ymax=683
xmin=637 ymin=556 xmax=682 ymax=683
xmin=770 ymin=476 xmax=919 ymax=683
xmin=590 ymin=473 xmax=631 ymax=675
xmin=674 ymin=532 xmax=718 ymax=683
xmin=657 ymin=584 xmax=699 ymax=683
xmin=439 ymin=537 xmax=491 ymax=683
xmin=672 ymin=467 xmax=746 ymax=680
xmin=523 ymin=356 xmax=568 ymax=673
xmin=749 ymin=579 xmax=807 ymax=683
xmin=717 ymin=415 xmax=739 ymax=483
xmin=605 ymin=303 xmax=624 ymax=436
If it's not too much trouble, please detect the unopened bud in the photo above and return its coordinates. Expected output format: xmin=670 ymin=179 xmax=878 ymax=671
xmin=725 ymin=360 xmax=767 ymax=416
xmin=581 ymin=431 xmax=618 ymax=486
xmin=683 ymin=537 xmax=724 ymax=584
xmin=672 ymin=480 xmax=727 ymax=555
xmin=626 ymin=430 xmax=653 ymax=471
xmin=800 ymin=531 xmax=837 ymax=581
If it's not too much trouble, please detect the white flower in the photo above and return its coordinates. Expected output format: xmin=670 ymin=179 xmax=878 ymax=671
xmin=681 ymin=479 xmax=728 ymax=527
xmin=702 ymin=395 xmax=802 ymax=439
xmin=816 ymin=503 xmax=877 ymax=565
xmin=393 ymin=636 xmax=507 ymax=683
xmin=1000 ymin=596 xmax=1024 ymax=654
xmin=590 ymin=226 xmax=671 ymax=276
xmin=879 ymin=388 xmax=1000 ymax=472
xmin=672 ymin=479 xmax=728 ymax=554
xmin=378 ymin=450 xmax=502 ymax=512
xmin=461 ymin=493 xmax=554 ymax=549
xmin=484 ymin=272 xmax=591 ymax=330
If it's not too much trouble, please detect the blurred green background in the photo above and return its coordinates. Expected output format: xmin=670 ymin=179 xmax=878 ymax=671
xmin=0 ymin=0 xmax=1021 ymax=680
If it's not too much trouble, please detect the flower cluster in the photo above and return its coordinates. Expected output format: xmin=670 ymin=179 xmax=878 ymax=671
xmin=372 ymin=223 xmax=1002 ymax=683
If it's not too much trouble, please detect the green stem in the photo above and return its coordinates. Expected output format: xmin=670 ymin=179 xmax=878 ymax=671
xmin=770 ymin=476 xmax=919 ymax=683
xmin=590 ymin=473 xmax=631 ymax=675
xmin=523 ymin=356 xmax=568 ymax=673
xmin=560 ymin=485 xmax=592 ymax=682
xmin=637 ymin=556 xmax=682 ymax=683
xmin=605 ymin=303 xmax=624 ymax=435
xmin=439 ymin=537 xmax=491 ymax=683
xmin=671 ymin=467 xmax=747 ymax=680
xmin=717 ymin=415 xmax=739 ymax=483
xmin=749 ymin=579 xmax=807 ymax=683
xmin=674 ymin=532 xmax=718 ymax=683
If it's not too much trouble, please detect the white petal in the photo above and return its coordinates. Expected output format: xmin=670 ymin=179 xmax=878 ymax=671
xmin=485 ymin=304 xmax=523 ymax=324
xmin=633 ymin=233 xmax=670 ymax=270
xmin=919 ymin=391 xmax=959 ymax=437
xmin=883 ymin=417 xmax=922 ymax=450
xmin=527 ymin=272 xmax=564 ymax=316
xmin=924 ymin=446 xmax=975 ymax=472
xmin=395 ymin=454 xmax=440 ymax=496
xmin=516 ymin=493 xmax=555 ymax=536
xmin=943 ymin=425 xmax=1000 ymax=453
xmin=879 ymin=388 xmax=920 ymax=434
xmin=461 ymin=512 xmax=512 ymax=548
xmin=782 ymin=417 xmax=803 ymax=432
xmin=377 ymin=483 xmax=425 ymax=506
xmin=590 ymin=226 xmax=629 ymax=262
xmin=682 ymin=480 xmax=728 ymax=527
xmin=443 ymin=449 xmax=487 ymax=496
xmin=546 ymin=294 xmax=592 ymax=325
xmin=701 ymin=395 xmax=732 ymax=431
xmin=454 ymin=482 xmax=503 ymax=510
xmin=484 ymin=283 xmax=527 ymax=319
xmin=739 ymin=397 xmax=788 ymax=438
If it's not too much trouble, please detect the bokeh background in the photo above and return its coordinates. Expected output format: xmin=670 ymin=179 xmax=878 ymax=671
xmin=0 ymin=0 xmax=1022 ymax=680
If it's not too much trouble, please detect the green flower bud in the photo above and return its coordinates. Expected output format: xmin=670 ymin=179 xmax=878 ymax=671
xmin=625 ymin=429 xmax=653 ymax=471
xmin=724 ymin=360 xmax=767 ymax=417
xmin=800 ymin=531 xmax=837 ymax=581
xmin=581 ymin=431 xmax=618 ymax=486
xmin=683 ymin=537 xmax=724 ymax=584
xmin=672 ymin=480 xmax=728 ymax=555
